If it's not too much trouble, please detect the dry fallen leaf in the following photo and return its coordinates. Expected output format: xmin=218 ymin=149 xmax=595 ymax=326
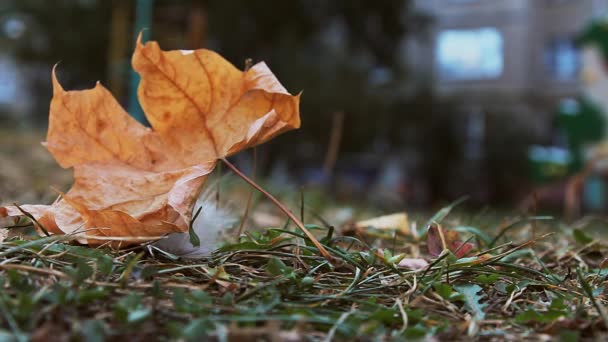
xmin=355 ymin=212 xmax=410 ymax=234
xmin=0 ymin=36 xmax=300 ymax=246
xmin=427 ymin=224 xmax=474 ymax=258
xmin=398 ymin=257 xmax=429 ymax=270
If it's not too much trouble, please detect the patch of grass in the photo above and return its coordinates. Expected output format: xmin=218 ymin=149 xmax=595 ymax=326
xmin=1 ymin=207 xmax=608 ymax=341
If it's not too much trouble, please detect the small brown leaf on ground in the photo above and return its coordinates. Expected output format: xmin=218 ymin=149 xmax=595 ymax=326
xmin=427 ymin=224 xmax=474 ymax=258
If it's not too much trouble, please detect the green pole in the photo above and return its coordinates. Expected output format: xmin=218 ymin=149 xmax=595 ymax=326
xmin=128 ymin=0 xmax=154 ymax=125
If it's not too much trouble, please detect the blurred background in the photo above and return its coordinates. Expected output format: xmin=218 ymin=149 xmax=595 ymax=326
xmin=3 ymin=0 xmax=608 ymax=215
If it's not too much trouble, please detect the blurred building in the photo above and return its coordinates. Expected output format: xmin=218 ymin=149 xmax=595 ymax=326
xmin=400 ymin=0 xmax=608 ymax=203
xmin=0 ymin=55 xmax=29 ymax=119
xmin=412 ymin=0 xmax=608 ymax=131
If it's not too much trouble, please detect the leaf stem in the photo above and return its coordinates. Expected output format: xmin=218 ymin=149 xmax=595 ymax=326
xmin=236 ymin=148 xmax=256 ymax=238
xmin=13 ymin=203 xmax=50 ymax=237
xmin=220 ymin=157 xmax=332 ymax=260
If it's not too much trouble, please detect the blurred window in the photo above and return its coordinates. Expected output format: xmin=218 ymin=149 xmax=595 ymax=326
xmin=544 ymin=38 xmax=579 ymax=81
xmin=0 ymin=56 xmax=19 ymax=105
xmin=436 ymin=27 xmax=503 ymax=80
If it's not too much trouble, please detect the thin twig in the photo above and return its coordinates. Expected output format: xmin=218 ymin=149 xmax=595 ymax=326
xmin=323 ymin=306 xmax=355 ymax=342
xmin=221 ymin=157 xmax=332 ymax=261
xmin=323 ymin=111 xmax=344 ymax=178
xmin=216 ymin=162 xmax=222 ymax=210
xmin=13 ymin=204 xmax=50 ymax=236
xmin=236 ymin=148 xmax=256 ymax=238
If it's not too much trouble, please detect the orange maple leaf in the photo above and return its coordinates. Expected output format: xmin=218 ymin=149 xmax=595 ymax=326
xmin=0 ymin=36 xmax=300 ymax=246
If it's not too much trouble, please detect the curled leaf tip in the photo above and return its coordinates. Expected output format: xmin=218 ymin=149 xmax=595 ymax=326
xmin=51 ymin=65 xmax=64 ymax=93
xmin=135 ymin=29 xmax=151 ymax=46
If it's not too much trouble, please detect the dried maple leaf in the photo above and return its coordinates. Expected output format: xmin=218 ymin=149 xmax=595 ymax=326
xmin=1 ymin=36 xmax=300 ymax=246
xmin=427 ymin=224 xmax=474 ymax=258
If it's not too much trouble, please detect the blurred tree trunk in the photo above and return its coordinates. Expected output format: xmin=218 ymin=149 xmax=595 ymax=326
xmin=107 ymin=0 xmax=131 ymax=102
xmin=187 ymin=3 xmax=207 ymax=49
